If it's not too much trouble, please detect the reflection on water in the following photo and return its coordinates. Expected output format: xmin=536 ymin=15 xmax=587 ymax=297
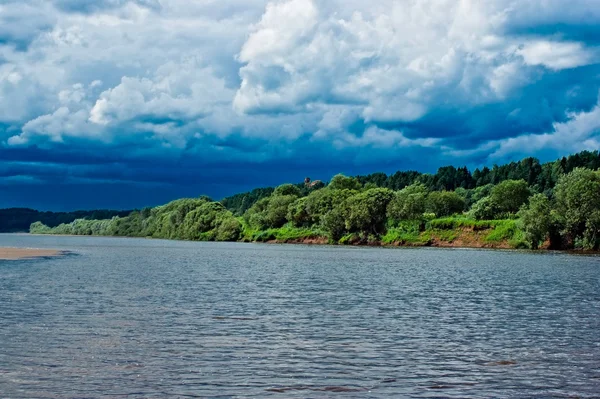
xmin=1 ymin=234 xmax=599 ymax=398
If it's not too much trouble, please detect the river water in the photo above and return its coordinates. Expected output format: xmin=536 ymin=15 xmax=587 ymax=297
xmin=1 ymin=234 xmax=599 ymax=398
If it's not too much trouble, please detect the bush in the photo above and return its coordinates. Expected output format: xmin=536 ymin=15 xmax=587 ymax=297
xmin=287 ymin=197 xmax=311 ymax=227
xmin=485 ymin=220 xmax=518 ymax=242
xmin=427 ymin=217 xmax=494 ymax=231
xmin=322 ymin=208 xmax=347 ymax=242
xmin=517 ymin=193 xmax=552 ymax=249
xmin=427 ymin=191 xmax=465 ymax=217
xmin=343 ymin=188 xmax=395 ymax=235
xmin=30 ymin=221 xmax=52 ymax=234
xmin=215 ymin=217 xmax=242 ymax=241
xmin=305 ymin=188 xmax=357 ymax=225
xmin=387 ymin=184 xmax=428 ymax=222
xmin=490 ymin=180 xmax=531 ymax=214
xmin=468 ymin=196 xmax=500 ymax=220
xmin=328 ymin=174 xmax=362 ymax=191
xmin=273 ymin=184 xmax=302 ymax=197
xmin=554 ymin=168 xmax=600 ymax=249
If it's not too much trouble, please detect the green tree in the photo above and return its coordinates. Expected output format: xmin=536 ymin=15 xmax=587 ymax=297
xmin=468 ymin=196 xmax=500 ymax=220
xmin=387 ymin=184 xmax=428 ymax=221
xmin=490 ymin=180 xmax=531 ymax=215
xmin=182 ymin=202 xmax=230 ymax=240
xmin=470 ymin=184 xmax=494 ymax=205
xmin=273 ymin=184 xmax=302 ymax=197
xmin=244 ymin=197 xmax=271 ymax=230
xmin=518 ymin=194 xmax=552 ymax=249
xmin=322 ymin=208 xmax=346 ymax=242
xmin=554 ymin=168 xmax=600 ymax=249
xmin=328 ymin=174 xmax=362 ymax=191
xmin=344 ymin=188 xmax=394 ymax=235
xmin=215 ymin=217 xmax=242 ymax=241
xmin=304 ymin=188 xmax=357 ymax=225
xmin=287 ymin=197 xmax=311 ymax=227
xmin=266 ymin=195 xmax=297 ymax=228
xmin=426 ymin=191 xmax=465 ymax=217
xmin=30 ymin=221 xmax=51 ymax=234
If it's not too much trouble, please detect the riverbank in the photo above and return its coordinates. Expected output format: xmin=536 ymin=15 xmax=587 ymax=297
xmin=244 ymin=220 xmax=525 ymax=249
xmin=26 ymin=218 xmax=534 ymax=250
xmin=0 ymin=247 xmax=63 ymax=260
xmin=263 ymin=230 xmax=515 ymax=249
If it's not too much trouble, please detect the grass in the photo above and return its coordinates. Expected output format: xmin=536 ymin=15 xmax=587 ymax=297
xmin=339 ymin=233 xmax=360 ymax=245
xmin=509 ymin=229 xmax=529 ymax=249
xmin=382 ymin=228 xmax=431 ymax=245
xmin=484 ymin=220 xmax=518 ymax=242
xmin=242 ymin=224 xmax=326 ymax=243
xmin=383 ymin=216 xmax=527 ymax=248
xmin=427 ymin=216 xmax=502 ymax=231
xmin=429 ymin=229 xmax=458 ymax=242
xmin=242 ymin=216 xmax=529 ymax=249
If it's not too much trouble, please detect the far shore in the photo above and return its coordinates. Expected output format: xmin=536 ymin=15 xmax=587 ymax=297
xmin=0 ymin=247 xmax=63 ymax=260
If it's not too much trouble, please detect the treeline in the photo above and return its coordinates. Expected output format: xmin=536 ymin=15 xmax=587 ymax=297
xmin=221 ymin=150 xmax=600 ymax=215
xmin=0 ymin=208 xmax=131 ymax=233
xmin=234 ymin=170 xmax=600 ymax=249
xmin=29 ymin=150 xmax=600 ymax=251
xmin=31 ymin=196 xmax=243 ymax=242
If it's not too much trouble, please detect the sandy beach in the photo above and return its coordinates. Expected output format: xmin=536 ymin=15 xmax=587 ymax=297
xmin=0 ymin=247 xmax=62 ymax=260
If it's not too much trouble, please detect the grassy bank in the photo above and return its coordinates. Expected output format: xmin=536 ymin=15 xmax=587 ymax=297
xmin=245 ymin=217 xmax=528 ymax=249
xmin=31 ymin=215 xmax=526 ymax=250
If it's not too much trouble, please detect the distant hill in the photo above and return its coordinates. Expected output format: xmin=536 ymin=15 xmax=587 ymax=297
xmin=0 ymin=208 xmax=132 ymax=233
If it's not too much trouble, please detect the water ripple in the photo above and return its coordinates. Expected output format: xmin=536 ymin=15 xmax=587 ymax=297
xmin=0 ymin=235 xmax=599 ymax=398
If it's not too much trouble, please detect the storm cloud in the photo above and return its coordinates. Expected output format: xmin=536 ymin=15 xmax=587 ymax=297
xmin=0 ymin=0 xmax=599 ymax=209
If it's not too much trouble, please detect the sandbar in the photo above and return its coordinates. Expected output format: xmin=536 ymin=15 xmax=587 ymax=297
xmin=0 ymin=247 xmax=63 ymax=260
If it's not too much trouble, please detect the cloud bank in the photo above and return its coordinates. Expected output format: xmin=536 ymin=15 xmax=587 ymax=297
xmin=1 ymin=0 xmax=599 ymax=209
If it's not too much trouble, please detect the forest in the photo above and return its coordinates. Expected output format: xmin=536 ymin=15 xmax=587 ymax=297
xmin=29 ymin=150 xmax=600 ymax=251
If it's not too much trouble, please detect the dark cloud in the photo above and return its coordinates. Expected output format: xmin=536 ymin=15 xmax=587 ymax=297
xmin=1 ymin=0 xmax=600 ymax=210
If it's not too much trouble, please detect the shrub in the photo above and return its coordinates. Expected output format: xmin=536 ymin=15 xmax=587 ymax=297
xmin=427 ymin=191 xmax=465 ymax=217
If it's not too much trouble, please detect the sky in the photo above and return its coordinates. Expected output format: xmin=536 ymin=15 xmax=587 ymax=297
xmin=1 ymin=0 xmax=600 ymax=210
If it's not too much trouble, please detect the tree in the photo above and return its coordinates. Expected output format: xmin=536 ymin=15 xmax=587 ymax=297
xmin=221 ymin=187 xmax=275 ymax=216
xmin=489 ymin=180 xmax=531 ymax=215
xmin=426 ymin=191 xmax=465 ymax=217
xmin=181 ymin=202 xmax=229 ymax=240
xmin=328 ymin=174 xmax=362 ymax=191
xmin=322 ymin=208 xmax=346 ymax=242
xmin=343 ymin=188 xmax=394 ymax=235
xmin=244 ymin=197 xmax=271 ymax=230
xmin=470 ymin=184 xmax=494 ymax=204
xmin=387 ymin=184 xmax=428 ymax=221
xmin=554 ymin=168 xmax=600 ymax=249
xmin=273 ymin=184 xmax=302 ymax=197
xmin=287 ymin=197 xmax=311 ymax=227
xmin=215 ymin=217 xmax=242 ymax=241
xmin=304 ymin=188 xmax=357 ymax=225
xmin=266 ymin=195 xmax=297 ymax=228
xmin=518 ymin=194 xmax=552 ymax=249
xmin=468 ymin=196 xmax=500 ymax=220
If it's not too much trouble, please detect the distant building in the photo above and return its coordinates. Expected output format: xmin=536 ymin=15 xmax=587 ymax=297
xmin=304 ymin=177 xmax=323 ymax=188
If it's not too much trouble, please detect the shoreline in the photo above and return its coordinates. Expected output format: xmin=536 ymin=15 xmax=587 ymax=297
xmin=18 ymin=233 xmax=566 ymax=253
xmin=0 ymin=247 xmax=64 ymax=260
xmin=14 ymin=233 xmax=600 ymax=254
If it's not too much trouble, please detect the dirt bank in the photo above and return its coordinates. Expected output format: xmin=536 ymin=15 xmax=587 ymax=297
xmin=269 ymin=229 xmax=513 ymax=249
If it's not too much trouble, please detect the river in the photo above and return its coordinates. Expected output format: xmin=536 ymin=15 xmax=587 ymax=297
xmin=1 ymin=234 xmax=599 ymax=398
